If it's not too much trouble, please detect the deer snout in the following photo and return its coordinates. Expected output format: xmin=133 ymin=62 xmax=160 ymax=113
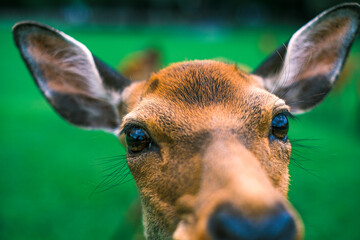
xmin=208 ymin=203 xmax=296 ymax=240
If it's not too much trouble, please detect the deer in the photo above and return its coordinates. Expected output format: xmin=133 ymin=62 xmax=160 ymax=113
xmin=12 ymin=3 xmax=360 ymax=240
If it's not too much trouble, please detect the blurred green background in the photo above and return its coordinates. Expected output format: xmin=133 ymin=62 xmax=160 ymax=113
xmin=1 ymin=0 xmax=360 ymax=239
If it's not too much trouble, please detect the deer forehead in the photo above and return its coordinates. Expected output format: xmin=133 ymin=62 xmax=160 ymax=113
xmin=122 ymin=60 xmax=287 ymax=140
xmin=143 ymin=60 xmax=260 ymax=102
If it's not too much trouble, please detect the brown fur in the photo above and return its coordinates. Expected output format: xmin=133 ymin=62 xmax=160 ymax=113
xmin=119 ymin=60 xmax=302 ymax=239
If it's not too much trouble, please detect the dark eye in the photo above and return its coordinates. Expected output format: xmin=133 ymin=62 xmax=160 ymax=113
xmin=271 ymin=114 xmax=289 ymax=141
xmin=125 ymin=127 xmax=151 ymax=153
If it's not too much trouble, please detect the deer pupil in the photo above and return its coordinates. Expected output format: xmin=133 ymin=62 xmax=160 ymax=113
xmin=126 ymin=127 xmax=150 ymax=153
xmin=271 ymin=114 xmax=289 ymax=140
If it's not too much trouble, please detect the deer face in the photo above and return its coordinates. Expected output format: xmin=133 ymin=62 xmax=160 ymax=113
xmin=120 ymin=61 xmax=299 ymax=239
xmin=13 ymin=3 xmax=360 ymax=240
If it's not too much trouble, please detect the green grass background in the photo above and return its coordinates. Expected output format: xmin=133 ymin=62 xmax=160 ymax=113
xmin=1 ymin=21 xmax=360 ymax=239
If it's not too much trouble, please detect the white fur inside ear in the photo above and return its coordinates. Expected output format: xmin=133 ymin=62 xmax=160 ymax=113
xmin=50 ymin=30 xmax=123 ymax=132
xmin=57 ymin=31 xmax=109 ymax=99
xmin=279 ymin=7 xmax=359 ymax=87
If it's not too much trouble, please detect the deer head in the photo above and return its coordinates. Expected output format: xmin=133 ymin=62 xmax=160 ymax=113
xmin=13 ymin=3 xmax=360 ymax=240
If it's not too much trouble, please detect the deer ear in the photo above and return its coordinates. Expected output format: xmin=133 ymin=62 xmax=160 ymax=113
xmin=253 ymin=3 xmax=360 ymax=114
xmin=13 ymin=21 xmax=131 ymax=133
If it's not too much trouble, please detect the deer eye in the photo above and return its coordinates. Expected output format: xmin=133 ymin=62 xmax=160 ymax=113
xmin=271 ymin=114 xmax=289 ymax=141
xmin=125 ymin=127 xmax=151 ymax=153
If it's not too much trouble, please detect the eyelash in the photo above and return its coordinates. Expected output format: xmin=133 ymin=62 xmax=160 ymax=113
xmin=273 ymin=110 xmax=295 ymax=120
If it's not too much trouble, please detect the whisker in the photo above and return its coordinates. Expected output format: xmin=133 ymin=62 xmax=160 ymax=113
xmin=98 ymin=172 xmax=134 ymax=193
xmin=89 ymin=154 xmax=132 ymax=197
xmin=291 ymin=139 xmax=322 ymax=152
xmin=290 ymin=151 xmax=312 ymax=162
xmin=289 ymin=137 xmax=325 ymax=181
xmin=95 ymin=154 xmax=127 ymax=162
xmin=100 ymin=161 xmax=127 ymax=172
xmin=290 ymin=157 xmax=325 ymax=181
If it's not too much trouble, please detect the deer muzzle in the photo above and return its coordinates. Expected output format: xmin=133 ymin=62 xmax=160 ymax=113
xmin=173 ymin=138 xmax=303 ymax=240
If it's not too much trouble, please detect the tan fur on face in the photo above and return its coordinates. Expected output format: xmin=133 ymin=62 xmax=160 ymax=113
xmin=120 ymin=60 xmax=302 ymax=239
